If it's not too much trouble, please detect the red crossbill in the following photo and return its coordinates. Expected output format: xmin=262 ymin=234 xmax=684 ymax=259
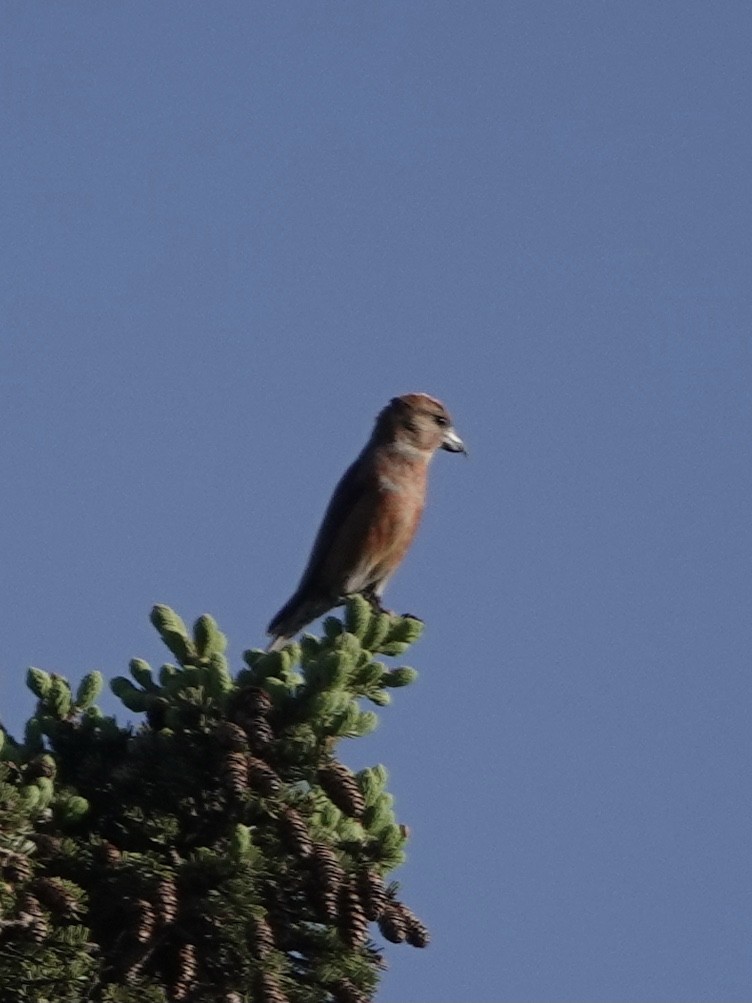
xmin=267 ymin=393 xmax=465 ymax=650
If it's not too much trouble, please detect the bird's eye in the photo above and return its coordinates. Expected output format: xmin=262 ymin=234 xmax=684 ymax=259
xmin=434 ymin=414 xmax=449 ymax=427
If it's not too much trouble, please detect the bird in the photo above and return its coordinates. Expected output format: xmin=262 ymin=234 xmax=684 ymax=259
xmin=267 ymin=392 xmax=465 ymax=650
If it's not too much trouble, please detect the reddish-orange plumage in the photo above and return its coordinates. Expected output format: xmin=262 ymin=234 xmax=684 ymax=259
xmin=267 ymin=393 xmax=465 ymax=650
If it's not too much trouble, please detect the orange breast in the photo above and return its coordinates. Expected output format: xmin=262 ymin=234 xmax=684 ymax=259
xmin=325 ymin=449 xmax=430 ymax=596
xmin=367 ymin=488 xmax=424 ymax=574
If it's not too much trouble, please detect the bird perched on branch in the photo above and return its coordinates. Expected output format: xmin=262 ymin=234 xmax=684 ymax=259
xmin=267 ymin=393 xmax=465 ymax=650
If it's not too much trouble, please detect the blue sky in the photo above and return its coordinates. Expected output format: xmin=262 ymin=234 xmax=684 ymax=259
xmin=2 ymin=3 xmax=751 ymax=1000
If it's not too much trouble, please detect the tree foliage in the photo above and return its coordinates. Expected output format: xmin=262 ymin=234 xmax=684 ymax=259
xmin=0 ymin=598 xmax=428 ymax=1003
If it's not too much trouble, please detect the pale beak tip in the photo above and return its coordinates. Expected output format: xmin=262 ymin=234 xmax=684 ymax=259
xmin=441 ymin=428 xmax=467 ymax=455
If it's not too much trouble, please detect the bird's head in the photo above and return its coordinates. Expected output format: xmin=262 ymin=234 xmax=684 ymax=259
xmin=374 ymin=393 xmax=466 ymax=458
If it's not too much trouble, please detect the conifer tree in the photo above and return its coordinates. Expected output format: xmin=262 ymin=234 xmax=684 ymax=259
xmin=0 ymin=597 xmax=429 ymax=1002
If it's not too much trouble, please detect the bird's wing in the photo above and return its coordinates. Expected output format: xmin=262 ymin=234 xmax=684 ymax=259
xmin=293 ymin=452 xmax=379 ymax=598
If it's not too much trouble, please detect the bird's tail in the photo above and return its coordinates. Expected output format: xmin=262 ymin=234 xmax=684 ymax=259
xmin=266 ymin=633 xmax=294 ymax=653
xmin=266 ymin=592 xmax=334 ymax=651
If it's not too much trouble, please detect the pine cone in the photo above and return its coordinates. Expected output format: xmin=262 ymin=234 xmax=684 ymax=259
xmin=246 ymin=755 xmax=282 ymax=796
xmin=29 ymin=833 xmax=63 ymax=860
xmin=122 ymin=952 xmax=146 ymax=987
xmin=358 ymin=868 xmax=387 ymax=921
xmin=378 ymin=905 xmax=407 ymax=944
xmin=30 ymin=877 xmax=81 ymax=918
xmin=29 ymin=912 xmax=49 ymax=945
xmin=246 ymin=716 xmax=275 ymax=754
xmin=235 ymin=686 xmax=272 ymax=718
xmin=331 ymin=979 xmax=369 ymax=1003
xmin=317 ymin=760 xmax=365 ymax=818
xmin=156 ymin=878 xmax=179 ymax=925
xmin=4 ymin=853 xmax=32 ymax=885
xmin=339 ymin=877 xmax=368 ymax=948
xmin=310 ymin=843 xmax=345 ymax=922
xmin=133 ymin=898 xmax=157 ymax=944
xmin=171 ymin=942 xmax=198 ymax=1002
xmin=257 ymin=971 xmax=290 ymax=1003
xmin=317 ymin=887 xmax=339 ymax=924
xmin=249 ymin=912 xmax=276 ymax=958
xmin=277 ymin=805 xmax=314 ymax=858
xmin=97 ymin=840 xmax=122 ymax=866
xmin=215 ymin=721 xmax=248 ymax=751
xmin=222 ymin=750 xmax=250 ymax=797
xmin=233 ymin=699 xmax=275 ymax=747
xmin=18 ymin=893 xmax=47 ymax=944
xmin=398 ymin=903 xmax=430 ymax=948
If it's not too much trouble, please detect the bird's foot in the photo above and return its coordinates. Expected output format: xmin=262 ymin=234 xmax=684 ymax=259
xmin=361 ymin=588 xmax=388 ymax=614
